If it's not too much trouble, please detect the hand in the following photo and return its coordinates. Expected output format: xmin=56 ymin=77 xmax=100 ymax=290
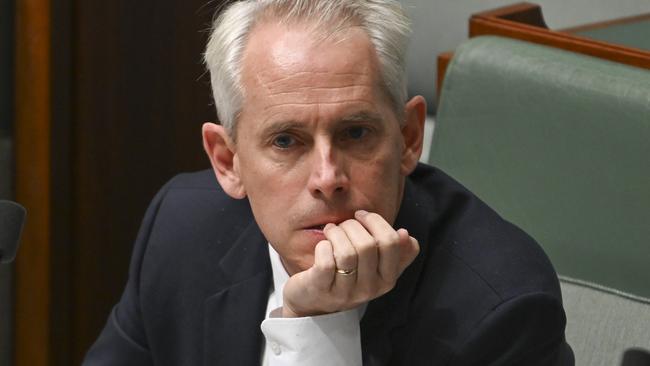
xmin=281 ymin=210 xmax=419 ymax=317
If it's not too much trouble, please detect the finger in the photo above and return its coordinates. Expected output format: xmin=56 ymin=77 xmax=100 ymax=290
xmin=338 ymin=219 xmax=378 ymax=291
xmin=354 ymin=210 xmax=401 ymax=283
xmin=282 ymin=240 xmax=335 ymax=317
xmin=323 ymin=223 xmax=359 ymax=276
xmin=396 ymin=229 xmax=420 ymax=274
xmin=309 ymin=240 xmax=336 ymax=290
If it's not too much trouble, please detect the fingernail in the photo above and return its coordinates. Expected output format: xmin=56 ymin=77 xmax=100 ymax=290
xmin=356 ymin=209 xmax=369 ymax=217
xmin=324 ymin=223 xmax=334 ymax=230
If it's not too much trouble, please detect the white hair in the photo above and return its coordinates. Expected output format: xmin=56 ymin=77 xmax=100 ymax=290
xmin=204 ymin=0 xmax=412 ymax=137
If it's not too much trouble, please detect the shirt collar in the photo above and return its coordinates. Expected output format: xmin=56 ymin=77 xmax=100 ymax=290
xmin=268 ymin=243 xmax=289 ymax=309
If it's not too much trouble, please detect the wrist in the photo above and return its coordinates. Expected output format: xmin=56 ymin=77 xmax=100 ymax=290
xmin=281 ymin=302 xmax=331 ymax=318
xmin=281 ymin=305 xmax=301 ymax=318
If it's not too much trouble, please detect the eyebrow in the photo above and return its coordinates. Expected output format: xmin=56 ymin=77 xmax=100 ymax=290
xmin=339 ymin=111 xmax=383 ymax=124
xmin=260 ymin=120 xmax=304 ymax=138
xmin=260 ymin=111 xmax=384 ymax=137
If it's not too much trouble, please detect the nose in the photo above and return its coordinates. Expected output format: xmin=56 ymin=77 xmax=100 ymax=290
xmin=307 ymin=140 xmax=349 ymax=199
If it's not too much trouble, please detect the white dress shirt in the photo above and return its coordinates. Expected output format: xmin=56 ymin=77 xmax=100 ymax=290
xmin=260 ymin=244 xmax=365 ymax=366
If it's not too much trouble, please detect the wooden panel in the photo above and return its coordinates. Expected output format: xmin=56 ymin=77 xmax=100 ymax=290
xmin=68 ymin=1 xmax=222 ymax=363
xmin=473 ymin=1 xmax=547 ymax=27
xmin=50 ymin=0 xmax=74 ymax=363
xmin=14 ymin=0 xmax=52 ymax=365
xmin=468 ymin=2 xmax=650 ymax=70
xmin=436 ymin=52 xmax=453 ymax=104
xmin=437 ymin=3 xmax=650 ymax=99
xmin=14 ymin=0 xmax=228 ymax=365
xmin=562 ymin=13 xmax=650 ymax=34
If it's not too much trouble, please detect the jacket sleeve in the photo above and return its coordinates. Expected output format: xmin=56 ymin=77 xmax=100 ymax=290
xmin=82 ymin=182 xmax=172 ymax=366
xmin=451 ymin=292 xmax=574 ymax=366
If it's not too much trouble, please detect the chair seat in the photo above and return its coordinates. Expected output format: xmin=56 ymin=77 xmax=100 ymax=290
xmin=560 ymin=276 xmax=650 ymax=366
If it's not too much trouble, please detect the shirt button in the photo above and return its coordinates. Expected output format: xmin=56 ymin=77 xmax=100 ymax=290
xmin=270 ymin=342 xmax=281 ymax=355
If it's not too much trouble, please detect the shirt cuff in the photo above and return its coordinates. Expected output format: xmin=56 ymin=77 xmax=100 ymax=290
xmin=261 ymin=307 xmax=362 ymax=366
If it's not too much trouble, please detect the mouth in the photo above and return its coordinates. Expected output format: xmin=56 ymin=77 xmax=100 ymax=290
xmin=302 ymin=214 xmax=354 ymax=231
xmin=305 ymin=224 xmax=327 ymax=231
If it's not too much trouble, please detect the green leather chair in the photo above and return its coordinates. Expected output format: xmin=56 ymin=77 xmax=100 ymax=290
xmin=430 ymin=36 xmax=650 ymax=366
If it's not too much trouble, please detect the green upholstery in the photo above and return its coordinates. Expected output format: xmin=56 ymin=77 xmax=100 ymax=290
xmin=430 ymin=35 xmax=650 ymax=363
xmin=574 ymin=19 xmax=650 ymax=52
xmin=430 ymin=36 xmax=650 ymax=299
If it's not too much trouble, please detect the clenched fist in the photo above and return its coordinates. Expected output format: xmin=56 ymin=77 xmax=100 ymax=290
xmin=281 ymin=210 xmax=419 ymax=318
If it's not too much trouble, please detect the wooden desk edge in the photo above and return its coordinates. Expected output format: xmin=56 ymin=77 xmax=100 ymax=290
xmin=436 ymin=2 xmax=650 ymax=106
xmin=436 ymin=52 xmax=454 ymax=105
xmin=469 ymin=3 xmax=650 ymax=69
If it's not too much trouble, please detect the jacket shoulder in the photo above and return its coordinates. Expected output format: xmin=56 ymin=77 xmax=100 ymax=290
xmin=165 ymin=169 xmax=221 ymax=190
xmin=408 ymin=163 xmax=561 ymax=301
xmin=392 ymin=164 xmax=570 ymax=363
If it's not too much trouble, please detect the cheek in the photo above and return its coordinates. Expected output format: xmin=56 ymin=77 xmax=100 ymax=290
xmin=351 ymin=150 xmax=402 ymax=197
xmin=237 ymin=158 xmax=304 ymax=231
xmin=352 ymin=139 xmax=405 ymax=213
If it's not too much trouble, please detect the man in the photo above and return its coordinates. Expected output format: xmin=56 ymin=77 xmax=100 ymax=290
xmin=84 ymin=0 xmax=573 ymax=365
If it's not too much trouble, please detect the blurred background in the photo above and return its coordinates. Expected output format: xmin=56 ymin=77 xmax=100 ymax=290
xmin=1 ymin=0 xmax=648 ymax=365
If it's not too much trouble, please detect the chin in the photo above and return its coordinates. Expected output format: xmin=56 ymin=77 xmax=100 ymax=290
xmin=283 ymin=253 xmax=315 ymax=275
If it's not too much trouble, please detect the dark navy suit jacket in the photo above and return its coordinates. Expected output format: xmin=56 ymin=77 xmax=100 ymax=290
xmin=83 ymin=163 xmax=574 ymax=365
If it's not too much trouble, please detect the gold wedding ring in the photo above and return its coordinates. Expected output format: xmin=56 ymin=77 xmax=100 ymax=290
xmin=335 ymin=268 xmax=357 ymax=276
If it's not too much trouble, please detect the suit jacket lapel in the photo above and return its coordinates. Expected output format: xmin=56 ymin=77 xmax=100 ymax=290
xmin=203 ymin=219 xmax=272 ymax=366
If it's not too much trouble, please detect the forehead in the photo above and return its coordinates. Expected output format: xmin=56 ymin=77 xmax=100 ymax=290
xmin=240 ymin=22 xmax=385 ymax=109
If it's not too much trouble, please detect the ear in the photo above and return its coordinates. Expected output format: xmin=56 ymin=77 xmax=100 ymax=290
xmin=400 ymin=95 xmax=427 ymax=175
xmin=202 ymin=122 xmax=247 ymax=199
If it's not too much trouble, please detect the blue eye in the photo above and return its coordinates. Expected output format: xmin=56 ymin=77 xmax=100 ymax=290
xmin=346 ymin=126 xmax=369 ymax=140
xmin=273 ymin=134 xmax=295 ymax=149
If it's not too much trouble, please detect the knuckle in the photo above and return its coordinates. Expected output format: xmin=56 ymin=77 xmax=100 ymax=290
xmin=413 ymin=241 xmax=421 ymax=255
xmin=356 ymin=237 xmax=378 ymax=254
xmin=366 ymin=212 xmax=382 ymax=222
xmin=317 ymin=260 xmax=336 ymax=272
xmin=378 ymin=286 xmax=392 ymax=297
xmin=363 ymin=237 xmax=379 ymax=248
xmin=380 ymin=273 xmax=397 ymax=288
xmin=379 ymin=232 xmax=400 ymax=245
xmin=379 ymin=280 xmax=396 ymax=295
xmin=364 ymin=283 xmax=379 ymax=297
xmin=335 ymin=252 xmax=357 ymax=267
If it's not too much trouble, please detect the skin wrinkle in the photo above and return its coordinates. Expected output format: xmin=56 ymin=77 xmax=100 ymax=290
xmin=262 ymin=100 xmax=377 ymax=111
xmin=265 ymin=85 xmax=371 ymax=94
xmin=260 ymin=70 xmax=367 ymax=85
xmin=260 ymin=76 xmax=375 ymax=95
xmin=251 ymin=37 xmax=389 ymax=118
xmin=258 ymin=77 xmax=380 ymax=115
xmin=263 ymin=89 xmax=374 ymax=103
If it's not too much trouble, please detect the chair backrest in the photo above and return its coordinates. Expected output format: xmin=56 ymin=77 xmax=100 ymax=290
xmin=429 ymin=35 xmax=650 ymax=364
xmin=559 ymin=276 xmax=650 ymax=366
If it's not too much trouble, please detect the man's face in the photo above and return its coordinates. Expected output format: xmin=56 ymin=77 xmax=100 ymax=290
xmin=229 ymin=23 xmax=418 ymax=274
